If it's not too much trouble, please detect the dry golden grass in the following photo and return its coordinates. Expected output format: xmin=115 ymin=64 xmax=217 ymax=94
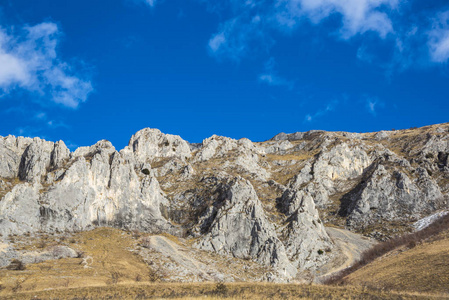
xmin=344 ymin=233 xmax=449 ymax=295
xmin=264 ymin=153 xmax=315 ymax=162
xmin=0 ymin=177 xmax=21 ymax=199
xmin=362 ymin=122 xmax=449 ymax=159
xmin=1 ymin=227 xmax=447 ymax=299
xmin=0 ymin=281 xmax=438 ymax=299
xmin=0 ymin=228 xmax=155 ymax=297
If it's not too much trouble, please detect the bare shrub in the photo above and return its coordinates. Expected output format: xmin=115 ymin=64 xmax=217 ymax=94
xmin=148 ymin=267 xmax=162 ymax=282
xmin=132 ymin=229 xmax=141 ymax=239
xmin=325 ymin=212 xmax=449 ymax=285
xmin=109 ymin=271 xmax=122 ymax=285
xmin=7 ymin=259 xmax=25 ymax=271
xmin=76 ymin=250 xmax=85 ymax=258
xmin=12 ymin=279 xmax=24 ymax=293
xmin=37 ymin=240 xmax=47 ymax=249
xmin=139 ymin=236 xmax=152 ymax=248
xmin=62 ymin=278 xmax=71 ymax=288
xmin=408 ymin=240 xmax=417 ymax=248
xmin=213 ymin=282 xmax=228 ymax=296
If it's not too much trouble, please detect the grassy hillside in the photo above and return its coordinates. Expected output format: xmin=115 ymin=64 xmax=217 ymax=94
xmin=0 ymin=228 xmax=153 ymax=295
xmin=344 ymin=231 xmax=449 ymax=294
xmin=1 ymin=227 xmax=444 ymax=299
xmin=325 ymin=213 xmax=449 ymax=296
xmin=0 ymin=282 xmax=440 ymax=299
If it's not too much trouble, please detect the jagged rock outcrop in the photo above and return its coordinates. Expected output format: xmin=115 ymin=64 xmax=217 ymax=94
xmin=279 ymin=187 xmax=334 ymax=269
xmin=0 ymin=134 xmax=178 ymax=236
xmin=1 ymin=123 xmax=449 ymax=281
xmin=18 ymin=139 xmax=54 ymax=182
xmin=50 ymin=141 xmax=70 ymax=169
xmin=341 ymin=163 xmax=445 ymax=232
xmin=0 ymin=242 xmax=79 ymax=268
xmin=0 ymin=183 xmax=41 ymax=234
xmin=127 ymin=128 xmax=191 ymax=164
xmin=194 ymin=178 xmax=297 ymax=279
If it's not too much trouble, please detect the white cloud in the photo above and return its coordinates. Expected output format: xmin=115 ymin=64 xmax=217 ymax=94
xmin=205 ymin=0 xmax=399 ymax=61
xmin=0 ymin=22 xmax=93 ymax=108
xmin=275 ymin=0 xmax=398 ymax=39
xmin=143 ymin=0 xmax=449 ymax=68
xmin=209 ymin=32 xmax=227 ymax=53
xmin=428 ymin=11 xmax=449 ymax=63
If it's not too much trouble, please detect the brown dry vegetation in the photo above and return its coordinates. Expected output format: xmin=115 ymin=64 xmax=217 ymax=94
xmin=0 ymin=282 xmax=440 ymax=299
xmin=326 ymin=213 xmax=449 ymax=295
xmin=362 ymin=123 xmax=449 ymax=159
xmin=0 ymin=228 xmax=156 ymax=297
xmin=1 ymin=227 xmax=448 ymax=299
xmin=343 ymin=231 xmax=449 ymax=295
xmin=0 ymin=177 xmax=22 ymax=200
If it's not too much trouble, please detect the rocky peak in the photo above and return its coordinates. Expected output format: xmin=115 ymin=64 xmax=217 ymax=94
xmin=1 ymin=123 xmax=449 ymax=280
xmin=127 ymin=128 xmax=191 ymax=163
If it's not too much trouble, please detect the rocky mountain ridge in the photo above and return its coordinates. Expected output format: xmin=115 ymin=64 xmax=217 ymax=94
xmin=1 ymin=123 xmax=448 ymax=281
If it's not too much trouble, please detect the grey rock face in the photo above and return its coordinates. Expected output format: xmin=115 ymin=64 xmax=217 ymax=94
xmin=374 ymin=131 xmax=391 ymax=140
xmin=279 ymin=142 xmax=372 ymax=210
xmin=127 ymin=128 xmax=191 ymax=163
xmin=37 ymin=150 xmax=174 ymax=234
xmin=0 ymin=134 xmax=176 ymax=236
xmin=50 ymin=141 xmax=70 ymax=169
xmin=0 ymin=136 xmax=29 ymax=178
xmin=0 ymin=243 xmax=79 ymax=268
xmin=0 ymin=183 xmax=41 ymax=235
xmin=18 ymin=138 xmax=54 ymax=182
xmin=1 ymin=123 xmax=449 ymax=281
xmin=280 ymin=188 xmax=334 ymax=269
xmin=194 ymin=178 xmax=297 ymax=279
xmin=341 ymin=163 xmax=445 ymax=232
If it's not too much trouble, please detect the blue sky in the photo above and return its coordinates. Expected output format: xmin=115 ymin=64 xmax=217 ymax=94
xmin=0 ymin=0 xmax=448 ymax=150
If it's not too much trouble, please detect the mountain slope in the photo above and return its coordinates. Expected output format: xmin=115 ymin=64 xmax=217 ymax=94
xmin=344 ymin=230 xmax=449 ymax=294
xmin=0 ymin=123 xmax=448 ymax=282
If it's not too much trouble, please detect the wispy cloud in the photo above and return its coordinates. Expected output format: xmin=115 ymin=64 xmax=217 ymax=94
xmin=204 ymin=0 xmax=400 ymax=61
xmin=364 ymin=96 xmax=383 ymax=116
xmin=275 ymin=0 xmax=398 ymax=39
xmin=258 ymin=58 xmax=294 ymax=89
xmin=428 ymin=11 xmax=449 ymax=63
xmin=0 ymin=22 xmax=93 ymax=108
xmin=304 ymin=99 xmax=339 ymax=122
xmin=141 ymin=0 xmax=157 ymax=7
xmin=47 ymin=120 xmax=70 ymax=129
xmin=207 ymin=14 xmax=270 ymax=61
xmin=35 ymin=112 xmax=47 ymax=120
xmin=141 ymin=1 xmax=449 ymax=70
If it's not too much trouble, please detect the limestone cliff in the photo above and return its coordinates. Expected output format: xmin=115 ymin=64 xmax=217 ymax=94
xmin=1 ymin=123 xmax=448 ymax=280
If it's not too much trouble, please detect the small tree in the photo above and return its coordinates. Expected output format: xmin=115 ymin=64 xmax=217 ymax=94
xmin=7 ymin=259 xmax=25 ymax=271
